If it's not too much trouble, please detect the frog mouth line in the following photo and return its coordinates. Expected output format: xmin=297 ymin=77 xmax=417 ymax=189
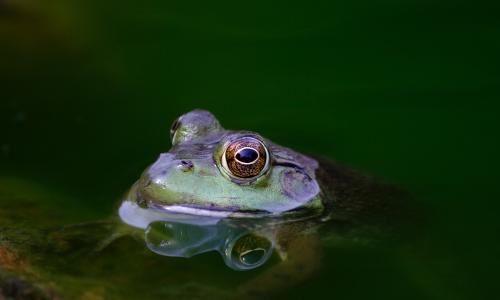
xmin=150 ymin=203 xmax=272 ymax=218
xmin=147 ymin=200 xmax=323 ymax=220
xmin=136 ymin=184 xmax=273 ymax=218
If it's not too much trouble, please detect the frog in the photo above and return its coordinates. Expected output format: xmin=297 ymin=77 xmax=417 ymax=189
xmin=120 ymin=109 xmax=323 ymax=222
xmin=0 ymin=110 xmax=412 ymax=300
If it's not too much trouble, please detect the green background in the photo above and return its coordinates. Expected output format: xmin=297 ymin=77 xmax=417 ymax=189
xmin=1 ymin=0 xmax=499 ymax=299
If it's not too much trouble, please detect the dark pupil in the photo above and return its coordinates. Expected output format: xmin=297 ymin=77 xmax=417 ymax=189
xmin=236 ymin=148 xmax=258 ymax=163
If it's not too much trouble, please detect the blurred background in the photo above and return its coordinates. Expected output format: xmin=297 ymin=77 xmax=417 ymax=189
xmin=1 ymin=0 xmax=499 ymax=299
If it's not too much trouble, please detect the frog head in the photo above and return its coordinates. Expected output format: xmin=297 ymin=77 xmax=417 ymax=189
xmin=131 ymin=110 xmax=322 ymax=218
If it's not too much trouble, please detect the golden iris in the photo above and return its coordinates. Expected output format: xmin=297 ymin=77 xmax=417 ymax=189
xmin=222 ymin=137 xmax=268 ymax=179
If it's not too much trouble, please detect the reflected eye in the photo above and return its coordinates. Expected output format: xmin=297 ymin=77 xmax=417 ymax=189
xmin=222 ymin=137 xmax=269 ymax=179
xmin=229 ymin=233 xmax=272 ymax=270
xmin=222 ymin=232 xmax=273 ymax=270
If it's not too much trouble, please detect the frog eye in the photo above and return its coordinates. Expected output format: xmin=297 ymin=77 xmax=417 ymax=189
xmin=222 ymin=137 xmax=269 ymax=179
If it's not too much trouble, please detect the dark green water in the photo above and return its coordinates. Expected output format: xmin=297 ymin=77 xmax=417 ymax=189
xmin=1 ymin=0 xmax=499 ymax=299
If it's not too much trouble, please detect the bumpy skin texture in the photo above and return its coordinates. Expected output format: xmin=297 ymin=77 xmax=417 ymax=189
xmin=135 ymin=110 xmax=323 ymax=216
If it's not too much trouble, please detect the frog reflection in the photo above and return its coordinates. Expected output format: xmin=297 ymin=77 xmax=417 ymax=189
xmin=145 ymin=219 xmax=274 ymax=271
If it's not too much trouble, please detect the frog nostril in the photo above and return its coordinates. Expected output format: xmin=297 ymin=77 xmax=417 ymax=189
xmin=177 ymin=160 xmax=194 ymax=172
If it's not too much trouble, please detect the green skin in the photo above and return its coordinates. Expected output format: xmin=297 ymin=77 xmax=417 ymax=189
xmin=0 ymin=111 xmax=410 ymax=299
